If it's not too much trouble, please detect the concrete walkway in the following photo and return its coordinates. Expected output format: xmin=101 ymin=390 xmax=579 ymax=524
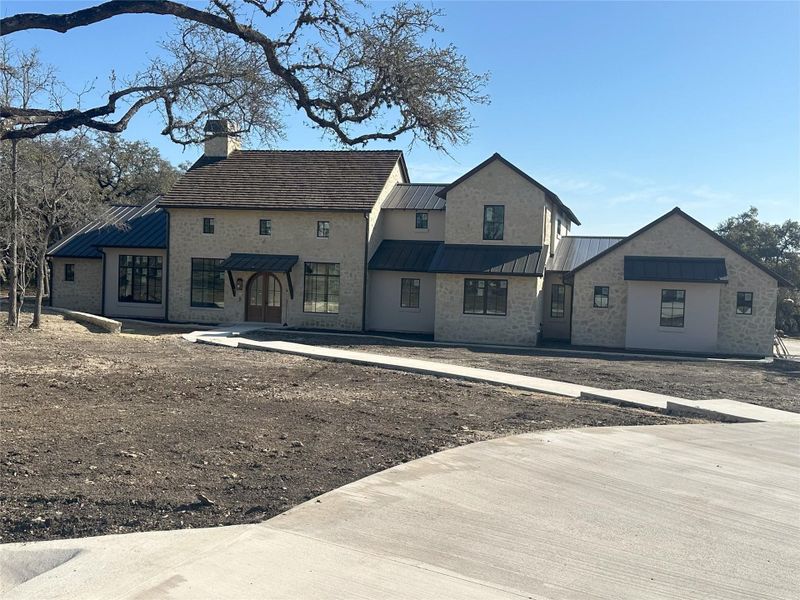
xmin=185 ymin=328 xmax=800 ymax=424
xmin=3 ymin=421 xmax=799 ymax=599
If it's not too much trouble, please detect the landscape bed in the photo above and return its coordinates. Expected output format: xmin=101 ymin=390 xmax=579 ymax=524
xmin=0 ymin=314 xmax=698 ymax=543
xmin=247 ymin=330 xmax=800 ymax=412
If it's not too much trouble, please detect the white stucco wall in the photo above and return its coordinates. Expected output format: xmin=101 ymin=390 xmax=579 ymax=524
xmin=625 ymin=282 xmax=721 ymax=353
xmin=102 ymin=248 xmax=167 ymax=319
xmin=50 ymin=257 xmax=102 ymax=314
xmin=367 ymin=270 xmax=436 ymax=333
xmin=381 ymin=210 xmax=445 ymax=242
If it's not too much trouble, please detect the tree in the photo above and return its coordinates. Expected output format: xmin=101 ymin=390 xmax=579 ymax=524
xmin=716 ymin=207 xmax=800 ymax=333
xmin=0 ymin=1 xmax=488 ymax=150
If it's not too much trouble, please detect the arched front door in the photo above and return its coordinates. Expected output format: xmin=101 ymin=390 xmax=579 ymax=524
xmin=246 ymin=273 xmax=282 ymax=323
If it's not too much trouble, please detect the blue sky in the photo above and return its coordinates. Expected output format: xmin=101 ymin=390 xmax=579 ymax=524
xmin=3 ymin=1 xmax=799 ymax=234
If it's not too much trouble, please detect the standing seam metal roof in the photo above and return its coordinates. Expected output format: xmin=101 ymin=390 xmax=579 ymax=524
xmin=382 ymin=184 xmax=447 ymax=210
xmin=547 ymin=236 xmax=625 ymax=271
xmin=623 ymin=256 xmax=728 ymax=283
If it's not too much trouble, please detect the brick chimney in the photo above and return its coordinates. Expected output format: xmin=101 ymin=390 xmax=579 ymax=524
xmin=203 ymin=119 xmax=241 ymax=158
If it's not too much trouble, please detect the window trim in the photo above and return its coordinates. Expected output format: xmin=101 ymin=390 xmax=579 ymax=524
xmin=303 ymin=261 xmax=340 ymax=314
xmin=190 ymin=257 xmax=225 ymax=309
xmin=259 ymin=218 xmax=272 ymax=236
xmin=736 ymin=291 xmax=753 ymax=315
xmin=482 ymin=205 xmax=505 ymax=241
xmin=463 ymin=278 xmax=508 ymax=316
xmin=550 ymin=283 xmax=566 ymax=319
xmin=400 ymin=277 xmax=421 ymax=309
xmin=316 ymin=220 xmax=330 ymax=239
xmin=118 ymin=254 xmax=163 ymax=304
xmin=415 ymin=212 xmax=429 ymax=231
xmin=64 ymin=263 xmax=75 ymax=282
xmin=202 ymin=217 xmax=215 ymax=234
xmin=659 ymin=288 xmax=685 ymax=328
xmin=593 ymin=286 xmax=609 ymax=309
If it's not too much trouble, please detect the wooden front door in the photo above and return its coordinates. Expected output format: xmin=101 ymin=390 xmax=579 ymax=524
xmin=246 ymin=273 xmax=282 ymax=323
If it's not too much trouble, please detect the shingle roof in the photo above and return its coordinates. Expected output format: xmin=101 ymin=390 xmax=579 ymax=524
xmin=368 ymin=240 xmax=442 ymax=272
xmin=429 ymin=244 xmax=546 ymax=277
xmin=624 ymin=256 xmax=728 ymax=283
xmin=547 ymin=236 xmax=625 ymax=271
xmin=382 ymin=184 xmax=446 ymax=210
xmin=48 ymin=198 xmax=165 ymax=258
xmin=218 ymin=253 xmax=298 ymax=273
xmin=159 ymin=150 xmax=407 ymax=211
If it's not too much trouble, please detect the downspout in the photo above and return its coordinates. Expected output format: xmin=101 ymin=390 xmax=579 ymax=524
xmin=362 ymin=211 xmax=369 ymax=332
xmin=164 ymin=209 xmax=170 ymax=322
xmin=47 ymin=259 xmax=53 ymax=307
xmin=99 ymin=249 xmax=107 ymax=317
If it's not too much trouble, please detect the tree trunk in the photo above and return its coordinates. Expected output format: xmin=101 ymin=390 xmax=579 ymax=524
xmin=31 ymin=242 xmax=49 ymax=329
xmin=7 ymin=139 xmax=19 ymax=328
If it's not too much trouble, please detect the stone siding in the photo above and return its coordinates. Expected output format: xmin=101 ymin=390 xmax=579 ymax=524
xmin=571 ymin=213 xmax=777 ymax=356
xmin=50 ymin=257 xmax=103 ymax=314
xmin=434 ymin=274 xmax=539 ymax=345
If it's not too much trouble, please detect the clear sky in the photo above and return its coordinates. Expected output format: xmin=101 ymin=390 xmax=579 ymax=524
xmin=3 ymin=1 xmax=799 ymax=234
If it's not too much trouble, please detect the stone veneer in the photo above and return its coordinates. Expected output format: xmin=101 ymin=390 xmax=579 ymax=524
xmin=50 ymin=257 xmax=103 ymax=314
xmin=434 ymin=274 xmax=540 ymax=345
xmin=570 ymin=212 xmax=778 ymax=356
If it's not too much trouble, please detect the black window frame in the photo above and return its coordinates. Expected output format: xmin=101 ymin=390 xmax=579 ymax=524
xmin=400 ymin=278 xmax=421 ymax=309
xmin=550 ymin=283 xmax=566 ymax=318
xmin=660 ymin=289 xmax=685 ymax=328
xmin=259 ymin=219 xmax=272 ymax=236
xmin=190 ymin=258 xmax=225 ymax=308
xmin=118 ymin=254 xmax=163 ymax=304
xmin=593 ymin=286 xmax=609 ymax=308
xmin=303 ymin=262 xmax=340 ymax=313
xmin=482 ymin=205 xmax=505 ymax=241
xmin=415 ymin=212 xmax=429 ymax=230
xmin=316 ymin=220 xmax=330 ymax=238
xmin=64 ymin=263 xmax=75 ymax=282
xmin=736 ymin=291 xmax=753 ymax=315
xmin=463 ymin=278 xmax=508 ymax=316
xmin=202 ymin=217 xmax=215 ymax=234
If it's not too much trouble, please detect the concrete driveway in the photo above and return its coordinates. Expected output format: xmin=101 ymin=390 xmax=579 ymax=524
xmin=2 ymin=422 xmax=799 ymax=599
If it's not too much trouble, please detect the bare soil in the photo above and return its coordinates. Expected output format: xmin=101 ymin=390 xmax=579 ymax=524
xmin=247 ymin=331 xmax=800 ymax=412
xmin=0 ymin=314 xmax=697 ymax=544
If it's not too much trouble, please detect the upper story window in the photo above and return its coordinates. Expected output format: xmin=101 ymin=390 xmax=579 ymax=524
xmin=463 ymin=279 xmax=507 ymax=316
xmin=64 ymin=263 xmax=75 ymax=281
xmin=483 ymin=205 xmax=505 ymax=240
xmin=203 ymin=217 xmax=215 ymax=234
xmin=317 ymin=220 xmax=330 ymax=238
xmin=556 ymin=217 xmax=563 ymax=239
xmin=736 ymin=291 xmax=753 ymax=315
xmin=259 ymin=219 xmax=272 ymax=236
xmin=593 ymin=286 xmax=609 ymax=308
xmin=660 ymin=289 xmax=685 ymax=327
xmin=415 ymin=212 xmax=429 ymax=230
xmin=550 ymin=284 xmax=565 ymax=318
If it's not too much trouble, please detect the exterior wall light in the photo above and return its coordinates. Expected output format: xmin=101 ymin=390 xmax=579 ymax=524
xmin=236 ymin=278 xmax=244 ymax=291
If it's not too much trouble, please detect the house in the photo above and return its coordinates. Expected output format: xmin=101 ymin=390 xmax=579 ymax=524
xmin=48 ymin=120 xmax=791 ymax=357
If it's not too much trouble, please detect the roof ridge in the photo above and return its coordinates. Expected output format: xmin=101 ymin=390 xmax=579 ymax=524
xmin=232 ymin=149 xmax=402 ymax=154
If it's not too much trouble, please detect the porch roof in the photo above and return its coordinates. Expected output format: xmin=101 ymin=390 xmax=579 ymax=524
xmin=218 ymin=253 xmax=299 ymax=273
xmin=624 ymin=256 xmax=728 ymax=283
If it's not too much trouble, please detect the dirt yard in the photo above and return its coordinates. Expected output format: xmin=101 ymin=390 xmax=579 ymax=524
xmin=0 ymin=313 xmax=697 ymax=544
xmin=247 ymin=331 xmax=800 ymax=412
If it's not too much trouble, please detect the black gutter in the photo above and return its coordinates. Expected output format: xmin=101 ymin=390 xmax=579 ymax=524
xmin=362 ymin=211 xmax=370 ymax=332
xmin=164 ymin=210 xmax=170 ymax=322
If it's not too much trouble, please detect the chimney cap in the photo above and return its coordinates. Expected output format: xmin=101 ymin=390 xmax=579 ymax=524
xmin=204 ymin=119 xmax=236 ymax=134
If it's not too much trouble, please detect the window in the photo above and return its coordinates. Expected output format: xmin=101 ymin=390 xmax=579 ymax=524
xmin=415 ymin=212 xmax=428 ymax=230
xmin=259 ymin=219 xmax=272 ymax=236
xmin=463 ymin=279 xmax=507 ymax=316
xmin=64 ymin=263 xmax=75 ymax=282
xmin=556 ymin=218 xmax=563 ymax=239
xmin=203 ymin=217 xmax=215 ymax=234
xmin=660 ymin=289 xmax=685 ymax=327
xmin=316 ymin=220 xmax=330 ymax=238
xmin=736 ymin=291 xmax=753 ymax=315
xmin=593 ymin=286 xmax=609 ymax=308
xmin=400 ymin=278 xmax=420 ymax=309
xmin=483 ymin=205 xmax=505 ymax=240
xmin=191 ymin=258 xmax=225 ymax=308
xmin=303 ymin=262 xmax=340 ymax=313
xmin=118 ymin=255 xmax=163 ymax=304
xmin=550 ymin=284 xmax=565 ymax=318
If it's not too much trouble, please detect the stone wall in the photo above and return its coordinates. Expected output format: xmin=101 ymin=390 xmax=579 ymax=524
xmin=50 ymin=257 xmax=103 ymax=314
xmin=434 ymin=274 xmax=539 ymax=345
xmin=571 ymin=212 xmax=778 ymax=356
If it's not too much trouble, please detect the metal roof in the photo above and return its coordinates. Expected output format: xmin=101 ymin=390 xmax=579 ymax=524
xmin=368 ymin=240 xmax=442 ymax=272
xmin=48 ymin=198 xmax=164 ymax=258
xmin=624 ymin=256 xmax=728 ymax=283
xmin=429 ymin=244 xmax=546 ymax=277
xmin=547 ymin=236 xmax=625 ymax=271
xmin=382 ymin=184 xmax=446 ymax=210
xmin=218 ymin=253 xmax=299 ymax=272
